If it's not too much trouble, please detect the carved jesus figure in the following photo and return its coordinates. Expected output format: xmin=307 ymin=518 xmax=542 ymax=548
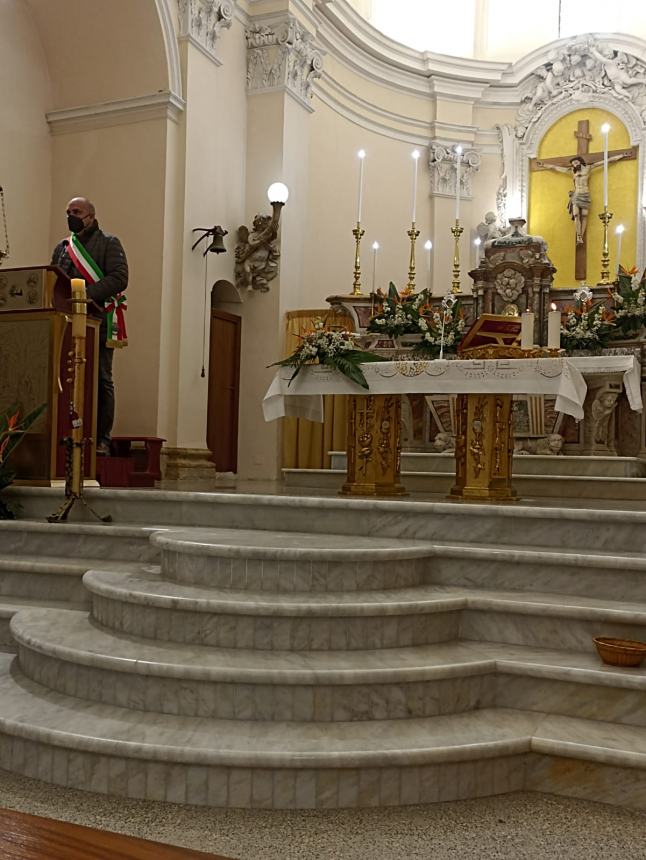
xmin=535 ymin=154 xmax=623 ymax=245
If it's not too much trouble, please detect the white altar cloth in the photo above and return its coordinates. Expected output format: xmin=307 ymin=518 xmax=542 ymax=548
xmin=262 ymin=355 xmax=642 ymax=424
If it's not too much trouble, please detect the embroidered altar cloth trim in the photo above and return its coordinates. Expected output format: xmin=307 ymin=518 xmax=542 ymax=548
xmin=262 ymin=356 xmax=641 ymax=423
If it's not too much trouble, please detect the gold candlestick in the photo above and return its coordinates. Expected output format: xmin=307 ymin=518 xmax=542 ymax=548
xmin=403 ymin=222 xmax=420 ymax=296
xmin=351 ymin=222 xmax=365 ymax=296
xmin=450 ymin=219 xmax=464 ymax=294
xmin=598 ymin=207 xmax=613 ymax=285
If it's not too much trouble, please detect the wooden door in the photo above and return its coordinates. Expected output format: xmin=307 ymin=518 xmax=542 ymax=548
xmin=207 ymin=310 xmax=241 ymax=472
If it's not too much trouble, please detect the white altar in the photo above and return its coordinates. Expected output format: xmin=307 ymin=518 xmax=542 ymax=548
xmin=263 ymin=355 xmax=642 ymax=424
xmin=264 ymin=354 xmax=642 ymax=500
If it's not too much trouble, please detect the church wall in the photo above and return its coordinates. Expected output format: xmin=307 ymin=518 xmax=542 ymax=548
xmin=49 ymin=119 xmax=169 ymax=436
xmin=24 ymin=0 xmax=169 ymax=110
xmin=0 ymin=1 xmax=52 ymax=268
xmin=303 ymin=99 xmax=433 ymax=302
xmin=167 ymin=21 xmax=249 ymax=453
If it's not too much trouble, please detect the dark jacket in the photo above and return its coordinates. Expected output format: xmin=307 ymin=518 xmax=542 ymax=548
xmin=51 ymin=221 xmax=129 ymax=330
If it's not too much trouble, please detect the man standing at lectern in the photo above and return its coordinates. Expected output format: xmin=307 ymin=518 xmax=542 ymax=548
xmin=51 ymin=197 xmax=128 ymax=455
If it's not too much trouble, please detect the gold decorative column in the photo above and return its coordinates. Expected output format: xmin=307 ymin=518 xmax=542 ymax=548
xmin=450 ymin=393 xmax=517 ymax=502
xmin=341 ymin=394 xmax=407 ymax=496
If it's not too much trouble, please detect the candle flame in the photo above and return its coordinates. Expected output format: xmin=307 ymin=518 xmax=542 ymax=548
xmin=455 ymin=145 xmax=463 ymax=155
xmin=551 ymin=302 xmax=557 ymax=311
xmin=358 ymin=149 xmax=366 ymax=159
xmin=412 ymin=150 xmax=420 ymax=160
xmin=601 ymin=123 xmax=610 ymax=134
xmin=372 ymin=241 xmax=380 ymax=250
xmin=616 ymin=224 xmax=625 ymax=234
xmin=424 ymin=240 xmax=432 ymax=250
xmin=474 ymin=238 xmax=481 ymax=246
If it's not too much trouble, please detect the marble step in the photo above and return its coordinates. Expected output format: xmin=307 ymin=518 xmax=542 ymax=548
xmin=11 ymin=609 xmax=646 ymax=726
xmin=153 ymin=528 xmax=434 ymax=591
xmin=0 ymin=520 xmax=162 ymax=562
xmin=85 ymin=570 xmax=461 ymax=650
xmin=9 ymin=487 xmax=646 ymax=554
xmin=0 ymin=653 xmax=645 ymax=808
xmin=83 ymin=568 xmax=646 ymax=652
xmin=423 ymin=542 xmax=646 ymax=601
xmin=0 ymin=555 xmax=158 ymax=606
xmin=330 ymin=451 xmax=646 ymax=478
xmin=157 ymin=528 xmax=646 ymax=601
xmin=0 ymin=598 xmax=86 ymax=650
xmin=284 ymin=467 xmax=646 ymax=501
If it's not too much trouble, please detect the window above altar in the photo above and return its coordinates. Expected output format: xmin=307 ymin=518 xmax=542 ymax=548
xmin=350 ymin=0 xmax=646 ymax=62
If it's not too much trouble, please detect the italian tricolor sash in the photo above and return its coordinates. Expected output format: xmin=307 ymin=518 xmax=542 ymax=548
xmin=66 ymin=233 xmax=128 ymax=348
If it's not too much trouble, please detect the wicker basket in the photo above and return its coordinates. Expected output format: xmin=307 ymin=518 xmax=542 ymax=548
xmin=593 ymin=637 xmax=646 ymax=667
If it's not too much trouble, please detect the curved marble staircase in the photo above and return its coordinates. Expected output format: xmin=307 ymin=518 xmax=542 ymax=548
xmin=0 ymin=491 xmax=646 ymax=809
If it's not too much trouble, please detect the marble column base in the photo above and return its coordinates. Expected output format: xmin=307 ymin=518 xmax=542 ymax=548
xmin=161 ymin=448 xmax=216 ymax=482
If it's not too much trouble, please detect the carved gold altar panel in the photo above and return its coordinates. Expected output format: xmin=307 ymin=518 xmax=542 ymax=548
xmin=341 ymin=394 xmax=407 ymax=497
xmin=450 ymin=393 xmax=517 ymax=503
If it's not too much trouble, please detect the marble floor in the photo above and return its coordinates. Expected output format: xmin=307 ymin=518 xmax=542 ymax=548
xmin=0 ymin=769 xmax=645 ymax=859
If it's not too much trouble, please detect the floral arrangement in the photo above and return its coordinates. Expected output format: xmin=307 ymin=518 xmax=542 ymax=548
xmin=609 ymin=265 xmax=646 ymax=338
xmin=271 ymin=317 xmax=382 ymax=389
xmin=560 ymin=286 xmax=615 ymax=353
xmin=367 ymin=283 xmax=424 ymax=337
xmin=368 ymin=283 xmax=466 ymax=357
xmin=414 ymin=294 xmax=466 ymax=358
xmin=0 ymin=402 xmax=46 ymax=519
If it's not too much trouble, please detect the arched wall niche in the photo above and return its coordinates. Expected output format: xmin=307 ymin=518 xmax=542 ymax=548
xmin=24 ymin=0 xmax=172 ymax=109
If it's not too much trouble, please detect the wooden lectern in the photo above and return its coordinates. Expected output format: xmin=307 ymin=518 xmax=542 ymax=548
xmin=0 ymin=266 xmax=100 ymax=485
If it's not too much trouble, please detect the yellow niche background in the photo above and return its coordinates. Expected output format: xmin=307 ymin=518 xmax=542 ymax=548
xmin=529 ymin=108 xmax=637 ymax=290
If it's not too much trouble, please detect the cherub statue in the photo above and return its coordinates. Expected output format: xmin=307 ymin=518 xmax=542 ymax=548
xmin=234 ymin=213 xmax=281 ymax=292
xmin=588 ymin=44 xmax=642 ymax=98
xmin=476 ymin=211 xmax=504 ymax=244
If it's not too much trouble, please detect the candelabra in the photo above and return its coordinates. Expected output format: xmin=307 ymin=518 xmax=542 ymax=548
xmin=450 ymin=219 xmax=464 ymax=294
xmin=403 ymin=222 xmax=420 ymax=295
xmin=598 ymin=207 xmax=613 ymax=285
xmin=351 ymin=222 xmax=365 ymax=296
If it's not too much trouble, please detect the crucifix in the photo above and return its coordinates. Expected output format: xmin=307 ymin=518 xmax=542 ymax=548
xmin=530 ymin=119 xmax=636 ymax=281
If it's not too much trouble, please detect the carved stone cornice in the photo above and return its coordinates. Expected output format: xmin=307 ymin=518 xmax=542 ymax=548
xmin=428 ymin=143 xmax=480 ymax=198
xmin=246 ymin=15 xmax=324 ymax=110
xmin=516 ymin=36 xmax=646 ymax=141
xmin=178 ymin=0 xmax=236 ymax=65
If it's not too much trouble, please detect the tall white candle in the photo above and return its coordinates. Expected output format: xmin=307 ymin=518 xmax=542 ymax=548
xmin=455 ymin=145 xmax=463 ymax=220
xmin=424 ymin=239 xmax=432 ymax=290
xmin=356 ymin=149 xmax=366 ymax=222
xmin=601 ymin=123 xmax=610 ymax=208
xmin=411 ymin=150 xmax=420 ymax=223
xmin=548 ymin=303 xmax=561 ymax=350
xmin=371 ymin=241 xmax=379 ymax=292
xmin=474 ymin=237 xmax=482 ymax=266
xmin=521 ymin=310 xmax=534 ymax=350
xmin=616 ymin=224 xmax=624 ymax=273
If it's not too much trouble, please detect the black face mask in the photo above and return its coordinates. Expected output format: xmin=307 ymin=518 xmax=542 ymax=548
xmin=67 ymin=214 xmax=86 ymax=233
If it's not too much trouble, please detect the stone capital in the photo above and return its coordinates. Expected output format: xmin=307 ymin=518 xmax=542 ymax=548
xmin=246 ymin=14 xmax=323 ymax=109
xmin=428 ymin=142 xmax=480 ymax=199
xmin=178 ymin=0 xmax=236 ymax=65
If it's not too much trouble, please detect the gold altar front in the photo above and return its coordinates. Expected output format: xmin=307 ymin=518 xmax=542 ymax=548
xmin=340 ymin=394 xmax=407 ymax=497
xmin=450 ymin=393 xmax=517 ymax=502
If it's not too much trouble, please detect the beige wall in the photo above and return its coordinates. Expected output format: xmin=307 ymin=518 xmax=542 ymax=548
xmin=25 ymin=0 xmax=169 ymax=108
xmin=0 ymin=2 xmax=52 ymax=268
